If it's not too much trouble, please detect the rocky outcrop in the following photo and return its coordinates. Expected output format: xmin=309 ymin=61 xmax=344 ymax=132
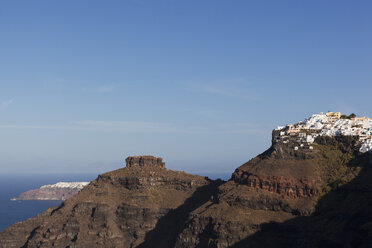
xmin=125 ymin=156 xmax=165 ymax=168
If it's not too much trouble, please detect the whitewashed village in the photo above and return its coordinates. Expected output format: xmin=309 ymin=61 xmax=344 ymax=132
xmin=40 ymin=182 xmax=89 ymax=190
xmin=275 ymin=112 xmax=372 ymax=153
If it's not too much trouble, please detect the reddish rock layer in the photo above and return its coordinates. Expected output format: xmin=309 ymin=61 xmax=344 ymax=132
xmin=232 ymin=170 xmax=318 ymax=198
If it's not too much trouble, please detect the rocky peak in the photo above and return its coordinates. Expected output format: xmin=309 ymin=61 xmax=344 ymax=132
xmin=125 ymin=155 xmax=165 ymax=169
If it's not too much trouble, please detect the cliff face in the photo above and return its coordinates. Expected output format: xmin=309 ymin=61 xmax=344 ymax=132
xmin=0 ymin=132 xmax=371 ymax=248
xmin=228 ymin=153 xmax=372 ymax=248
xmin=172 ymin=131 xmax=369 ymax=248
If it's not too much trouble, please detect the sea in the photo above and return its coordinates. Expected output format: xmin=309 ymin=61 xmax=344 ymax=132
xmin=0 ymin=174 xmax=97 ymax=232
xmin=0 ymin=172 xmax=231 ymax=232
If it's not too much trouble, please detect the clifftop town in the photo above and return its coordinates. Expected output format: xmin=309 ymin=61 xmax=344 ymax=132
xmin=40 ymin=182 xmax=89 ymax=190
xmin=275 ymin=112 xmax=372 ymax=153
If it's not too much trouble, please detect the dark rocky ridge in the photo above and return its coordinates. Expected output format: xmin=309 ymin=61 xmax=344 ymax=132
xmin=0 ymin=132 xmax=371 ymax=247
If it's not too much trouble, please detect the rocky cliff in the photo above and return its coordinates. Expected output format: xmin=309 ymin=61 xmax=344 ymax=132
xmin=1 ymin=121 xmax=371 ymax=248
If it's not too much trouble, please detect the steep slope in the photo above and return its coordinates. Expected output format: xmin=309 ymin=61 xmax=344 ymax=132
xmin=173 ymin=134 xmax=366 ymax=247
xmin=229 ymin=152 xmax=372 ymax=248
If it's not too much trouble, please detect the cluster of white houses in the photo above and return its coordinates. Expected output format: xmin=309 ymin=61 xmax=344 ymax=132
xmin=275 ymin=112 xmax=372 ymax=153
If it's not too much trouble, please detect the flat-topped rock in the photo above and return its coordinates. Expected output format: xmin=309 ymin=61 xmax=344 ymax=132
xmin=125 ymin=155 xmax=165 ymax=168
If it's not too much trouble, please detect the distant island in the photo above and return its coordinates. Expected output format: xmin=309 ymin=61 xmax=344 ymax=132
xmin=11 ymin=182 xmax=89 ymax=201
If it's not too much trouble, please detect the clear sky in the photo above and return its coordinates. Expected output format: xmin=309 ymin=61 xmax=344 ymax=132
xmin=0 ymin=0 xmax=371 ymax=175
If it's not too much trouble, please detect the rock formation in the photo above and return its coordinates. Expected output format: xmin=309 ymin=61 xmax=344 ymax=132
xmin=125 ymin=156 xmax=165 ymax=168
xmin=1 ymin=122 xmax=372 ymax=247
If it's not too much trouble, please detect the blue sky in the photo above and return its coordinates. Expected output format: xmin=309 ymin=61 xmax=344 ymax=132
xmin=0 ymin=0 xmax=371 ymax=175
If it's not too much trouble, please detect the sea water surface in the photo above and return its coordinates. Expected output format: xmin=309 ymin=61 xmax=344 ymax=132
xmin=0 ymin=174 xmax=97 ymax=232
